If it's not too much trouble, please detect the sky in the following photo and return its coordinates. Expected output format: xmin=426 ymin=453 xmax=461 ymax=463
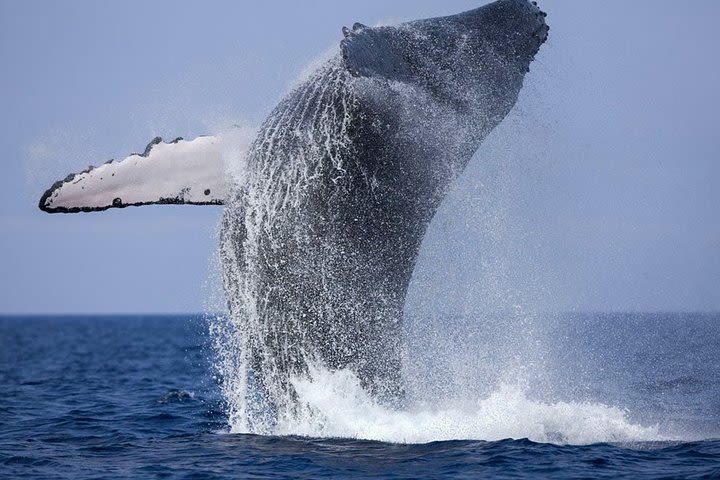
xmin=0 ymin=0 xmax=718 ymax=314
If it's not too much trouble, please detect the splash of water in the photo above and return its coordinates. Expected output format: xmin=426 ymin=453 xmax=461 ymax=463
xmin=220 ymin=363 xmax=659 ymax=445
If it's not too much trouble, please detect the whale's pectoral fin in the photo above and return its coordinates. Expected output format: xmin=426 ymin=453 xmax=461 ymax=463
xmin=340 ymin=25 xmax=412 ymax=80
xmin=39 ymin=135 xmax=226 ymax=213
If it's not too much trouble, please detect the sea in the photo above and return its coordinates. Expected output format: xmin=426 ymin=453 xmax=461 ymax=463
xmin=1 ymin=313 xmax=718 ymax=479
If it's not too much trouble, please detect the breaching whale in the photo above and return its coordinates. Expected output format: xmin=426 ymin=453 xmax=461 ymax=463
xmin=40 ymin=0 xmax=548 ymax=422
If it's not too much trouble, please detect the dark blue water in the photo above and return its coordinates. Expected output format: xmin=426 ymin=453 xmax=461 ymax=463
xmin=1 ymin=314 xmax=718 ymax=478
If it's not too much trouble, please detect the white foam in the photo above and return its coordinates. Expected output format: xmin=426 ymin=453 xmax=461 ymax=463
xmin=227 ymin=365 xmax=661 ymax=445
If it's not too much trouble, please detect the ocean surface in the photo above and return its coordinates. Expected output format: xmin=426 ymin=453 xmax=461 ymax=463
xmin=1 ymin=313 xmax=718 ymax=479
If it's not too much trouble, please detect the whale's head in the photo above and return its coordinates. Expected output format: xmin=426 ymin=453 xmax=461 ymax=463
xmin=447 ymin=0 xmax=549 ymax=68
xmin=342 ymin=0 xmax=548 ymax=117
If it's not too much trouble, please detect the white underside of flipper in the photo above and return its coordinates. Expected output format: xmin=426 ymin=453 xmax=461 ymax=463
xmin=39 ymin=135 xmax=226 ymax=213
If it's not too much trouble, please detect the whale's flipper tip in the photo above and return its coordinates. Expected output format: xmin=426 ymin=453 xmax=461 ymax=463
xmin=38 ymin=135 xmax=226 ymax=214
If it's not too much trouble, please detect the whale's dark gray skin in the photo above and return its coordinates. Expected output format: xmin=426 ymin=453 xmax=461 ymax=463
xmin=220 ymin=0 xmax=548 ymax=417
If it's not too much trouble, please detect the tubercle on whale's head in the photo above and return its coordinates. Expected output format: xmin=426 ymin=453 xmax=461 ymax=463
xmin=458 ymin=0 xmax=548 ymax=57
xmin=407 ymin=0 xmax=549 ymax=76
xmin=341 ymin=0 xmax=548 ymax=111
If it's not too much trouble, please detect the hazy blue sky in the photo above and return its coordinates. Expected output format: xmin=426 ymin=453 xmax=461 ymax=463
xmin=1 ymin=0 xmax=718 ymax=314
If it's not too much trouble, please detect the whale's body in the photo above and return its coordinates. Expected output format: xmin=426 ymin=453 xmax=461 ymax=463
xmin=39 ymin=0 xmax=547 ymax=422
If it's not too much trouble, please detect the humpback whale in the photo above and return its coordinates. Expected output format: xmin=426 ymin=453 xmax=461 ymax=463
xmin=39 ymin=0 xmax=548 ymax=422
